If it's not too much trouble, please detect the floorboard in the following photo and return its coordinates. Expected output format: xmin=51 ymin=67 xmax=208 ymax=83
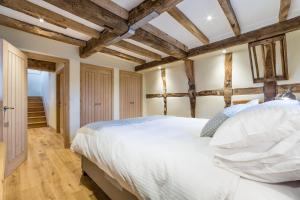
xmin=4 ymin=127 xmax=108 ymax=200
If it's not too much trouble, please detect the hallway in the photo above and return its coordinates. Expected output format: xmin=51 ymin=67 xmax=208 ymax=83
xmin=4 ymin=128 xmax=107 ymax=200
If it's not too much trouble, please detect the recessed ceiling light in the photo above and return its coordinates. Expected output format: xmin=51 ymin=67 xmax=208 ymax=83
xmin=222 ymin=49 xmax=227 ymax=54
xmin=39 ymin=18 xmax=44 ymax=23
xmin=206 ymin=15 xmax=212 ymax=21
xmin=158 ymin=66 xmax=162 ymax=70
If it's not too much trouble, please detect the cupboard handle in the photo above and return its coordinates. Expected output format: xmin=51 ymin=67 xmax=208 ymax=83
xmin=130 ymin=102 xmax=134 ymax=105
xmin=94 ymin=103 xmax=101 ymax=106
xmin=1 ymin=106 xmax=15 ymax=112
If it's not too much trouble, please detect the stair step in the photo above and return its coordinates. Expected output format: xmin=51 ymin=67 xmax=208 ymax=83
xmin=28 ymin=107 xmax=44 ymax=112
xmin=28 ymin=102 xmax=43 ymax=107
xmin=28 ymin=111 xmax=45 ymax=117
xmin=28 ymin=121 xmax=47 ymax=129
xmin=28 ymin=116 xmax=46 ymax=123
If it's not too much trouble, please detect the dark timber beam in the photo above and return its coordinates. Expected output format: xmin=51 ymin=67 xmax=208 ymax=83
xmin=184 ymin=60 xmax=196 ymax=117
xmin=279 ymin=0 xmax=291 ymax=22
xmin=99 ymin=48 xmax=146 ymax=64
xmin=161 ymin=68 xmax=167 ymax=115
xmin=136 ymin=15 xmax=300 ymax=71
xmin=129 ymin=0 xmax=182 ymax=29
xmin=218 ymin=0 xmax=241 ymax=36
xmin=131 ymin=29 xmax=187 ymax=59
xmin=43 ymin=0 xmax=128 ymax=33
xmin=114 ymin=40 xmax=162 ymax=60
xmin=28 ymin=59 xmax=56 ymax=72
xmin=0 ymin=0 xmax=100 ymax=38
xmin=168 ymin=7 xmax=209 ymax=44
xmin=77 ymin=0 xmax=183 ymax=58
xmin=224 ymin=53 xmax=233 ymax=107
xmin=0 ymin=14 xmax=86 ymax=47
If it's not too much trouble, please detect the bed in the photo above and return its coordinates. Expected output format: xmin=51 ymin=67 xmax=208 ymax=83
xmin=71 ymin=116 xmax=300 ymax=200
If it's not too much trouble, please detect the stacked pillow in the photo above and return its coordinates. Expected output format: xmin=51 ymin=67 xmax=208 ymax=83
xmin=200 ymin=99 xmax=259 ymax=137
xmin=210 ymin=100 xmax=300 ymax=183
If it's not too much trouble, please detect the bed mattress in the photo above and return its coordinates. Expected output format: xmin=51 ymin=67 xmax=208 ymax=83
xmin=71 ymin=116 xmax=300 ymax=200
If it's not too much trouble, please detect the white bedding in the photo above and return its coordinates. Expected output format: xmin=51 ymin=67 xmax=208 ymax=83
xmin=71 ymin=116 xmax=300 ymax=200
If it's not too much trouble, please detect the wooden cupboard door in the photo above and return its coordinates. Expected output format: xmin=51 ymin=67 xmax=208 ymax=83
xmin=80 ymin=64 xmax=113 ymax=126
xmin=1 ymin=40 xmax=27 ymax=177
xmin=120 ymin=71 xmax=142 ymax=119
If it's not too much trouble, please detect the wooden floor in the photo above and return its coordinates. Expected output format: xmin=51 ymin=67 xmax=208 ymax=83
xmin=4 ymin=127 xmax=108 ymax=200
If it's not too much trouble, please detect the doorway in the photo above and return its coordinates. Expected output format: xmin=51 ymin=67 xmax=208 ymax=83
xmin=25 ymin=51 xmax=70 ymax=148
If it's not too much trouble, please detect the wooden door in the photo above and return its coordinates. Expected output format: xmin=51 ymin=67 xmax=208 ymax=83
xmin=120 ymin=71 xmax=142 ymax=119
xmin=80 ymin=64 xmax=113 ymax=126
xmin=0 ymin=39 xmax=27 ymax=177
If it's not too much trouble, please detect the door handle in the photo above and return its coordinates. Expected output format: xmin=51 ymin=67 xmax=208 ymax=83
xmin=129 ymin=102 xmax=135 ymax=105
xmin=1 ymin=106 xmax=14 ymax=112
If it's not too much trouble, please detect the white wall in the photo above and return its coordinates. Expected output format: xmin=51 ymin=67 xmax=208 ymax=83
xmin=144 ymin=30 xmax=300 ymax=119
xmin=41 ymin=71 xmax=57 ymax=129
xmin=28 ymin=69 xmax=42 ymax=96
xmin=0 ymin=25 xmax=136 ymax=139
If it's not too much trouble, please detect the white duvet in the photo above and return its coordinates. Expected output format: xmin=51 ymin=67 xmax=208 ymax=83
xmin=71 ymin=116 xmax=300 ymax=200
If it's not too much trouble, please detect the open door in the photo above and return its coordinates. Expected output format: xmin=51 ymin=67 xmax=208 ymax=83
xmin=0 ymin=39 xmax=27 ymax=177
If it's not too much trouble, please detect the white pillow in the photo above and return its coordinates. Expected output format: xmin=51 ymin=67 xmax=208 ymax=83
xmin=210 ymin=103 xmax=300 ymax=183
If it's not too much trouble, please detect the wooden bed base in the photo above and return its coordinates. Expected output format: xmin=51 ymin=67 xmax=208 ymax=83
xmin=81 ymin=156 xmax=139 ymax=200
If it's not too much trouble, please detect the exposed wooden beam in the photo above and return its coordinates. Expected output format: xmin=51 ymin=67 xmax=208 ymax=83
xmin=142 ymin=24 xmax=189 ymax=52
xmin=168 ymin=7 xmax=209 ymax=44
xmin=184 ymin=60 xmax=196 ymax=117
xmin=99 ymin=48 xmax=146 ymax=64
xmin=218 ymin=0 xmax=241 ymax=36
xmin=28 ymin=58 xmax=56 ymax=72
xmin=114 ymin=40 xmax=162 ymax=60
xmin=79 ymin=0 xmax=182 ymax=58
xmin=43 ymin=0 xmax=128 ymax=34
xmin=224 ymin=53 xmax=233 ymax=107
xmin=161 ymin=68 xmax=168 ymax=115
xmin=279 ymin=0 xmax=291 ymax=22
xmin=135 ymin=56 xmax=179 ymax=71
xmin=0 ymin=14 xmax=86 ymax=47
xmin=131 ymin=29 xmax=187 ymax=59
xmin=189 ymin=15 xmax=300 ymax=57
xmin=90 ymin=0 xmax=128 ymax=20
xmin=196 ymin=89 xmax=224 ymax=96
xmin=129 ymin=0 xmax=182 ymax=28
xmin=0 ymin=0 xmax=100 ymax=38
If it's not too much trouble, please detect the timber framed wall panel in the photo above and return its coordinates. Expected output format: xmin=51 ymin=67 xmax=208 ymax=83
xmin=120 ymin=71 xmax=142 ymax=119
xmin=80 ymin=63 xmax=113 ymax=126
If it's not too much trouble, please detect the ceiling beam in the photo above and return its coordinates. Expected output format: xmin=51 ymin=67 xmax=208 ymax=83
xmin=141 ymin=24 xmax=188 ymax=52
xmin=129 ymin=0 xmax=182 ymax=28
xmin=100 ymin=48 xmax=146 ymax=64
xmin=114 ymin=40 xmax=162 ymax=60
xmin=130 ymin=28 xmax=187 ymax=59
xmin=88 ymin=0 xmax=189 ymax=53
xmin=28 ymin=58 xmax=56 ymax=72
xmin=135 ymin=15 xmax=300 ymax=71
xmin=90 ymin=0 xmax=128 ymax=20
xmin=135 ymin=56 xmax=179 ymax=71
xmin=0 ymin=0 xmax=100 ymax=38
xmin=167 ymin=7 xmax=209 ymax=44
xmin=279 ymin=0 xmax=291 ymax=22
xmin=79 ymin=0 xmax=183 ymax=58
xmin=43 ymin=0 xmax=128 ymax=34
xmin=0 ymin=14 xmax=86 ymax=47
xmin=218 ymin=0 xmax=241 ymax=36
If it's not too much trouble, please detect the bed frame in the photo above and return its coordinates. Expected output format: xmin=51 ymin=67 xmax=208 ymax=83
xmin=81 ymin=156 xmax=140 ymax=200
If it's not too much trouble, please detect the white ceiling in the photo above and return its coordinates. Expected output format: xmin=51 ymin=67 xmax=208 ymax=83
xmin=0 ymin=0 xmax=300 ymax=61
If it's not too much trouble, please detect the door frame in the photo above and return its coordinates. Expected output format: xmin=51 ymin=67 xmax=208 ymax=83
xmin=80 ymin=63 xmax=114 ymax=126
xmin=119 ymin=70 xmax=143 ymax=119
xmin=24 ymin=51 xmax=70 ymax=148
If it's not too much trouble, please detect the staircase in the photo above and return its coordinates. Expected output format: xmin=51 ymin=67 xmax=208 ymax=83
xmin=28 ymin=96 xmax=47 ymax=128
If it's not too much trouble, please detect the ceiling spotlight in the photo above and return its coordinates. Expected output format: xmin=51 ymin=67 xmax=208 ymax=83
xmin=222 ymin=49 xmax=227 ymax=54
xmin=39 ymin=18 xmax=44 ymax=23
xmin=206 ymin=15 xmax=212 ymax=21
xmin=158 ymin=66 xmax=162 ymax=70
